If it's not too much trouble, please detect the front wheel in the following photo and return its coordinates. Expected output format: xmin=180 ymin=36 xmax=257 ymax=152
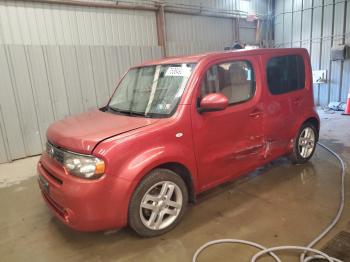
xmin=289 ymin=123 xmax=318 ymax=164
xmin=128 ymin=168 xmax=188 ymax=237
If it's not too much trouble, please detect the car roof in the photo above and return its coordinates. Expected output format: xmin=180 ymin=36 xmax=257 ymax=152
xmin=137 ymin=48 xmax=308 ymax=67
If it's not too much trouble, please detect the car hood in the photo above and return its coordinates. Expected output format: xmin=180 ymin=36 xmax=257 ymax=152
xmin=47 ymin=109 xmax=158 ymax=154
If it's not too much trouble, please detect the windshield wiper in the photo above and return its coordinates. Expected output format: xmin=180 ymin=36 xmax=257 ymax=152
xmin=108 ymin=106 xmax=151 ymax=118
xmin=128 ymin=110 xmax=149 ymax=117
xmin=108 ymin=106 xmax=130 ymax=115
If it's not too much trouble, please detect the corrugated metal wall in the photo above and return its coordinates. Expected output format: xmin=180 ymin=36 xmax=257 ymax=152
xmin=165 ymin=0 xmax=269 ymax=55
xmin=87 ymin=0 xmax=269 ymax=14
xmin=165 ymin=14 xmax=259 ymax=56
xmin=0 ymin=0 xmax=161 ymax=163
xmin=0 ymin=0 xmax=269 ymax=163
xmin=0 ymin=45 xmax=162 ymax=163
xmin=274 ymin=0 xmax=350 ymax=106
xmin=166 ymin=14 xmax=235 ymax=56
xmin=0 ymin=1 xmax=158 ymax=45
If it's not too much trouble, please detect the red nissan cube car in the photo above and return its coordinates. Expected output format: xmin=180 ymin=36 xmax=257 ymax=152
xmin=38 ymin=48 xmax=319 ymax=237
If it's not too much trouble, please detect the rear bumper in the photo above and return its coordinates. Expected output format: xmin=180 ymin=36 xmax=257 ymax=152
xmin=37 ymin=154 xmax=134 ymax=232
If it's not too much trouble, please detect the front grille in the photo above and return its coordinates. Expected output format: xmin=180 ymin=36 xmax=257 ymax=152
xmin=46 ymin=142 xmax=65 ymax=164
xmin=40 ymin=163 xmax=63 ymax=185
xmin=41 ymin=190 xmax=65 ymax=218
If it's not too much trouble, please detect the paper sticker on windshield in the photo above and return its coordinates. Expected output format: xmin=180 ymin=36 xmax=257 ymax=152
xmin=165 ymin=66 xmax=191 ymax=77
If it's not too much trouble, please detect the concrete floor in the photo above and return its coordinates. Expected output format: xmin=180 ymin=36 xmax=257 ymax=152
xmin=0 ymin=109 xmax=349 ymax=262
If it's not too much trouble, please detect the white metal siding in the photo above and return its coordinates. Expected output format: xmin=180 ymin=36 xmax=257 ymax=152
xmin=164 ymin=0 xmax=266 ymax=55
xmin=239 ymin=19 xmax=257 ymax=44
xmin=0 ymin=45 xmax=162 ymax=163
xmin=168 ymin=0 xmax=269 ymax=15
xmin=274 ymin=0 xmax=350 ymax=106
xmin=165 ymin=13 xmax=235 ymax=56
xmin=0 ymin=0 xmax=162 ymax=163
xmin=0 ymin=1 xmax=158 ymax=46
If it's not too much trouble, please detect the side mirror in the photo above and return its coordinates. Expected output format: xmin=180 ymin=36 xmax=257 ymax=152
xmin=199 ymin=93 xmax=229 ymax=113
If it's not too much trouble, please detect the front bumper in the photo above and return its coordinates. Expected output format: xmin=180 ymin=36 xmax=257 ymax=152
xmin=37 ymin=153 xmax=134 ymax=232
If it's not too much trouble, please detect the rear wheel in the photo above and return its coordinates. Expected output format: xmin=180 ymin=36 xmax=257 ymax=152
xmin=128 ymin=168 xmax=188 ymax=237
xmin=289 ymin=123 xmax=318 ymax=164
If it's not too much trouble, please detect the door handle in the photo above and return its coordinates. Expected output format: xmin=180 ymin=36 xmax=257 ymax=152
xmin=292 ymin=97 xmax=303 ymax=105
xmin=249 ymin=109 xmax=262 ymax=118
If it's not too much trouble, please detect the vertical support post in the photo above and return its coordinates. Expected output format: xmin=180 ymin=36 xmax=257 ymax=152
xmin=269 ymin=0 xmax=275 ymax=48
xmin=339 ymin=0 xmax=348 ymax=101
xmin=232 ymin=18 xmax=236 ymax=44
xmin=310 ymin=0 xmax=314 ymax=54
xmin=256 ymin=19 xmax=260 ymax=46
xmin=156 ymin=4 xmax=167 ymax=57
xmin=235 ymin=17 xmax=240 ymax=42
xmin=300 ymin=0 xmax=303 ymax=48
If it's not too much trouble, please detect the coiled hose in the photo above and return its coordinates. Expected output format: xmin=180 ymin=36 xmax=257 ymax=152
xmin=193 ymin=142 xmax=345 ymax=262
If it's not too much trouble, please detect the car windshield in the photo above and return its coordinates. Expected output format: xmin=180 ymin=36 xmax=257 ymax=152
xmin=108 ymin=63 xmax=196 ymax=118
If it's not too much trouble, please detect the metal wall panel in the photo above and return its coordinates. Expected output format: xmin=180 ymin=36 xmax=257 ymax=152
xmin=84 ymin=0 xmax=268 ymax=15
xmin=76 ymin=47 xmax=98 ymax=110
xmin=274 ymin=0 xmax=284 ymax=46
xmin=275 ymin=0 xmax=350 ymax=106
xmin=165 ymin=12 xmax=235 ymax=56
xmin=254 ymin=0 xmax=269 ymax=15
xmin=274 ymin=13 xmax=284 ymax=46
xmin=0 ymin=0 xmax=158 ymax=46
xmin=0 ymin=45 xmax=162 ymax=163
xmin=329 ymin=0 xmax=346 ymax=102
xmin=164 ymin=0 xmax=268 ymax=56
xmin=283 ymin=0 xmax=293 ymax=47
xmin=310 ymin=0 xmax=323 ymax=104
xmin=0 ymin=109 xmax=9 ymax=162
xmin=301 ymin=0 xmax=312 ymax=52
xmin=239 ymin=20 xmax=257 ymax=44
xmin=7 ymin=45 xmax=43 ymax=155
xmin=104 ymin=46 xmax=122 ymax=96
xmin=60 ymin=46 xmax=85 ymax=115
xmin=26 ymin=46 xmax=56 ymax=146
xmin=167 ymin=0 xmax=236 ymax=11
xmin=319 ymin=0 xmax=333 ymax=106
xmin=292 ymin=0 xmax=302 ymax=47
xmin=43 ymin=46 xmax=71 ymax=120
xmin=0 ymin=46 xmax=26 ymax=161
xmin=341 ymin=1 xmax=350 ymax=101
xmin=90 ymin=47 xmax=111 ymax=107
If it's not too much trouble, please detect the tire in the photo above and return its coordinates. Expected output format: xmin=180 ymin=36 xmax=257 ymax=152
xmin=128 ymin=168 xmax=188 ymax=237
xmin=289 ymin=122 xmax=318 ymax=164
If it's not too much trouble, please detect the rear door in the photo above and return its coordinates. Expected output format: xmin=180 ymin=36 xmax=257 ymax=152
xmin=191 ymin=56 xmax=266 ymax=191
xmin=262 ymin=53 xmax=307 ymax=157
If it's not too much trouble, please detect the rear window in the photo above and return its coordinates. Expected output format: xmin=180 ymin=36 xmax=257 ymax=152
xmin=266 ymin=55 xmax=305 ymax=95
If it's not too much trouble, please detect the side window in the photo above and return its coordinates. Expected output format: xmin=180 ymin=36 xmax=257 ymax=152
xmin=201 ymin=61 xmax=255 ymax=105
xmin=266 ymin=55 xmax=305 ymax=95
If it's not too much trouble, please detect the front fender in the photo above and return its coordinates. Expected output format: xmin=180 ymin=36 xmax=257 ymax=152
xmin=111 ymin=144 xmax=197 ymax=226
xmin=118 ymin=144 xmax=198 ymax=189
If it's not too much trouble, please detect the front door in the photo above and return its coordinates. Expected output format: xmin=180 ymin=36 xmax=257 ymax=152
xmin=191 ymin=56 xmax=266 ymax=191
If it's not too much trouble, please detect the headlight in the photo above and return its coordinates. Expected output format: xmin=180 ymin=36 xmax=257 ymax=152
xmin=63 ymin=151 xmax=105 ymax=179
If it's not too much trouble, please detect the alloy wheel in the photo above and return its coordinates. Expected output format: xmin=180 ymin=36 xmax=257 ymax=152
xmin=139 ymin=181 xmax=183 ymax=230
xmin=298 ymin=127 xmax=316 ymax=158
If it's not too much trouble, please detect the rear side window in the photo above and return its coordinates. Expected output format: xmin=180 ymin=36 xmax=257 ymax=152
xmin=266 ymin=55 xmax=305 ymax=95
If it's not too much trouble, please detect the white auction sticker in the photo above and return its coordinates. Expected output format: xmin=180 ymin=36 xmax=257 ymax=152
xmin=165 ymin=66 xmax=191 ymax=77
